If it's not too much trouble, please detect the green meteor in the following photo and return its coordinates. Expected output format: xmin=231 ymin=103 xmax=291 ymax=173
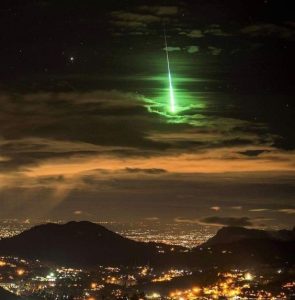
xmin=164 ymin=27 xmax=176 ymax=113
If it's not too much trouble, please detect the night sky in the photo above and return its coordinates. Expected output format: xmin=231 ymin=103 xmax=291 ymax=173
xmin=0 ymin=0 xmax=294 ymax=228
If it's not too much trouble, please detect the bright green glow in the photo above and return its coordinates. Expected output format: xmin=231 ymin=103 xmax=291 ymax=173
xmin=164 ymin=29 xmax=176 ymax=113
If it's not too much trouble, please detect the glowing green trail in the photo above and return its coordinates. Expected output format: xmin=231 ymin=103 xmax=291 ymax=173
xmin=164 ymin=27 xmax=176 ymax=113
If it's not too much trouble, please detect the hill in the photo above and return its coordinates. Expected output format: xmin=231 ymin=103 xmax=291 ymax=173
xmin=0 ymin=222 xmax=294 ymax=269
xmin=189 ymin=226 xmax=295 ymax=268
xmin=0 ymin=221 xmax=183 ymax=267
xmin=202 ymin=226 xmax=295 ymax=247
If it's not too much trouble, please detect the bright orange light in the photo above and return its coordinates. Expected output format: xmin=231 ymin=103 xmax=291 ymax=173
xmin=192 ymin=287 xmax=201 ymax=294
xmin=0 ymin=261 xmax=6 ymax=267
xmin=17 ymin=269 xmax=25 ymax=276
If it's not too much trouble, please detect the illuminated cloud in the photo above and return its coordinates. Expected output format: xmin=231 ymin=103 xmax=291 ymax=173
xmin=211 ymin=206 xmax=221 ymax=211
xmin=0 ymin=90 xmax=294 ymax=223
xmin=249 ymin=208 xmax=271 ymax=212
xmin=187 ymin=45 xmax=199 ymax=53
xmin=163 ymin=46 xmax=181 ymax=52
xmin=277 ymin=208 xmax=295 ymax=214
xmin=144 ymin=217 xmax=160 ymax=221
xmin=185 ymin=30 xmax=204 ymax=38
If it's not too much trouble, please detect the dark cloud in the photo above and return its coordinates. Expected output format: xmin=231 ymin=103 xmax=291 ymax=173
xmin=138 ymin=6 xmax=179 ymax=16
xmin=241 ymin=23 xmax=295 ymax=39
xmin=199 ymin=216 xmax=253 ymax=227
xmin=111 ymin=11 xmax=161 ymax=28
xmin=125 ymin=168 xmax=167 ymax=174
xmin=238 ymin=149 xmax=271 ymax=157
xmin=208 ymin=46 xmax=222 ymax=55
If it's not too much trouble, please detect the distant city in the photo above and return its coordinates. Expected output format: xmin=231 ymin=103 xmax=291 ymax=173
xmin=0 ymin=220 xmax=216 ymax=248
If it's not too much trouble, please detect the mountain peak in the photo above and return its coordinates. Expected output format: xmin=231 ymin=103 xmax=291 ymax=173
xmin=202 ymin=226 xmax=295 ymax=247
xmin=0 ymin=221 xmax=161 ymax=267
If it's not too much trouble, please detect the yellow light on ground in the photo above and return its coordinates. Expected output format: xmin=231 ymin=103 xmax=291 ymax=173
xmin=152 ymin=293 xmax=160 ymax=298
xmin=245 ymin=272 xmax=253 ymax=281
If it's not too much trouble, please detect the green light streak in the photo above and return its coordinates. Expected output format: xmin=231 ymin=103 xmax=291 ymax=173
xmin=164 ymin=28 xmax=176 ymax=113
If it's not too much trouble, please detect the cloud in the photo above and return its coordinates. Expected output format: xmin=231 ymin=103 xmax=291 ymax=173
xmin=187 ymin=45 xmax=199 ymax=54
xmin=0 ymin=90 xmax=295 ymax=196
xmin=124 ymin=168 xmax=167 ymax=175
xmin=144 ymin=217 xmax=160 ymax=221
xmin=111 ymin=11 xmax=160 ymax=28
xmin=174 ymin=216 xmax=253 ymax=227
xmin=208 ymin=46 xmax=222 ymax=55
xmin=239 ymin=150 xmax=271 ymax=157
xmin=241 ymin=23 xmax=295 ymax=39
xmin=110 ymin=5 xmax=179 ymax=33
xmin=198 ymin=216 xmax=253 ymax=227
xmin=174 ymin=217 xmax=200 ymax=224
xmin=204 ymin=26 xmax=232 ymax=37
xmin=230 ymin=206 xmax=243 ymax=210
xmin=249 ymin=208 xmax=270 ymax=212
xmin=210 ymin=206 xmax=221 ymax=211
xmin=181 ymin=25 xmax=232 ymax=39
xmin=184 ymin=30 xmax=204 ymax=38
xmin=163 ymin=46 xmax=181 ymax=52
xmin=138 ymin=6 xmax=179 ymax=16
xmin=277 ymin=208 xmax=295 ymax=214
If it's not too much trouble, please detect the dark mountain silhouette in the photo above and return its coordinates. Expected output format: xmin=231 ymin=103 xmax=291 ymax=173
xmin=189 ymin=226 xmax=295 ymax=268
xmin=202 ymin=226 xmax=295 ymax=247
xmin=0 ymin=221 xmax=183 ymax=267
xmin=0 ymin=222 xmax=294 ymax=269
xmin=0 ymin=287 xmax=24 ymax=299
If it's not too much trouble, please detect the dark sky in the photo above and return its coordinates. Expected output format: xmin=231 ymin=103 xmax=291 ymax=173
xmin=0 ymin=0 xmax=294 ymax=228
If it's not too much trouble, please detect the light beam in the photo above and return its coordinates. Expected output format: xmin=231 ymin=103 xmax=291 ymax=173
xmin=164 ymin=26 xmax=176 ymax=113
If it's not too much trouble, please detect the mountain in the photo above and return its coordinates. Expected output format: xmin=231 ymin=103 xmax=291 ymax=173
xmin=0 ymin=221 xmax=183 ymax=267
xmin=0 ymin=287 xmax=24 ymax=300
xmin=202 ymin=226 xmax=295 ymax=247
xmin=189 ymin=226 xmax=295 ymax=268
xmin=0 ymin=222 xmax=294 ymax=269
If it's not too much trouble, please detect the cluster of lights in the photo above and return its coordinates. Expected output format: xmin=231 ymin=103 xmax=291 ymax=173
xmin=168 ymin=272 xmax=254 ymax=300
xmin=0 ymin=255 xmax=294 ymax=300
xmin=152 ymin=269 xmax=190 ymax=282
